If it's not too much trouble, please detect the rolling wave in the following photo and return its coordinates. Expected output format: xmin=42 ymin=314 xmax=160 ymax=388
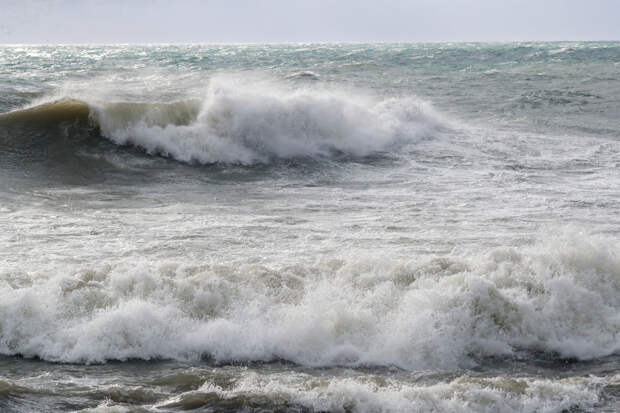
xmin=0 ymin=98 xmax=201 ymax=140
xmin=0 ymin=227 xmax=618 ymax=367
xmin=0 ymin=77 xmax=444 ymax=165
xmin=0 ymin=99 xmax=92 ymax=127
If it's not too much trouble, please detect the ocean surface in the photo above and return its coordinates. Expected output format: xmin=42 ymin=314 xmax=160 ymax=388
xmin=0 ymin=42 xmax=619 ymax=412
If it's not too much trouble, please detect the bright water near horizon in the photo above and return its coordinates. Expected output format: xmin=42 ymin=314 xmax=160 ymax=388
xmin=0 ymin=42 xmax=619 ymax=412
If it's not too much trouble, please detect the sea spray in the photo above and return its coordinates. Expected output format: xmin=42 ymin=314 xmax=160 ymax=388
xmin=2 ymin=42 xmax=619 ymax=412
xmin=1 ymin=227 xmax=617 ymax=367
xmin=1 ymin=76 xmax=445 ymax=164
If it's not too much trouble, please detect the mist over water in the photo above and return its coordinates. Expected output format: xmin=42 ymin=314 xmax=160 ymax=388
xmin=1 ymin=43 xmax=619 ymax=412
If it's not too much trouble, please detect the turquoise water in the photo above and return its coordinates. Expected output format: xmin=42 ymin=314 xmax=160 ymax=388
xmin=0 ymin=43 xmax=619 ymax=412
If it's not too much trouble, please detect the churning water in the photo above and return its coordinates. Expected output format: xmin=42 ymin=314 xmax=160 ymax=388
xmin=0 ymin=43 xmax=619 ymax=412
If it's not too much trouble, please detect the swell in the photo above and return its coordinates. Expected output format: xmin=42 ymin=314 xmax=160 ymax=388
xmin=0 ymin=98 xmax=201 ymax=171
xmin=0 ymin=77 xmax=445 ymax=165
xmin=0 ymin=98 xmax=200 ymax=134
xmin=0 ymin=99 xmax=92 ymax=128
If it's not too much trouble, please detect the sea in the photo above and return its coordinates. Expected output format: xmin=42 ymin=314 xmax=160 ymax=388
xmin=0 ymin=42 xmax=619 ymax=412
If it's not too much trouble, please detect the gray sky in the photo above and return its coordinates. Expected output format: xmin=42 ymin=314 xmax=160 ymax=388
xmin=1 ymin=0 xmax=619 ymax=44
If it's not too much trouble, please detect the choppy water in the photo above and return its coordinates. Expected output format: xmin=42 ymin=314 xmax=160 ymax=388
xmin=0 ymin=42 xmax=619 ymax=412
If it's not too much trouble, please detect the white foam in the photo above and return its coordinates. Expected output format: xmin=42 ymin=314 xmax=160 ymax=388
xmin=0 ymin=227 xmax=618 ymax=367
xmin=91 ymin=75 xmax=444 ymax=164
xmin=159 ymin=372 xmax=610 ymax=413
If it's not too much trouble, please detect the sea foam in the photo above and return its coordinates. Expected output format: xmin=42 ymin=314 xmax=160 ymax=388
xmin=92 ymin=76 xmax=443 ymax=164
xmin=158 ymin=373 xmax=609 ymax=413
xmin=0 ymin=227 xmax=618 ymax=368
xmin=0 ymin=75 xmax=443 ymax=164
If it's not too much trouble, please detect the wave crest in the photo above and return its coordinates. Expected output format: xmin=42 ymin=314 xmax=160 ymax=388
xmin=1 ymin=77 xmax=445 ymax=164
xmin=0 ymin=98 xmax=91 ymax=127
xmin=97 ymin=77 xmax=442 ymax=164
xmin=0 ymin=227 xmax=618 ymax=367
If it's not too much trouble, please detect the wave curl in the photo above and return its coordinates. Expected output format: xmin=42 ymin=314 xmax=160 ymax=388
xmin=0 ymin=77 xmax=445 ymax=164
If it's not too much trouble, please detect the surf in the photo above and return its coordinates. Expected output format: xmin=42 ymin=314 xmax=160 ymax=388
xmin=1 ymin=227 xmax=617 ymax=368
xmin=0 ymin=76 xmax=445 ymax=165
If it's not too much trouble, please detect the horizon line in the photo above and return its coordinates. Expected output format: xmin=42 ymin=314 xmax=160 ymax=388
xmin=1 ymin=39 xmax=619 ymax=47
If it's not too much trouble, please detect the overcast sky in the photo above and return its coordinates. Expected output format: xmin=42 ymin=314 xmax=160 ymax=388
xmin=1 ymin=0 xmax=619 ymax=44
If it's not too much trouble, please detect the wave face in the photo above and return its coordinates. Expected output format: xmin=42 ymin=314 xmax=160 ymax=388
xmin=0 ymin=228 xmax=618 ymax=367
xmin=0 ymin=99 xmax=92 ymax=127
xmin=0 ymin=77 xmax=443 ymax=165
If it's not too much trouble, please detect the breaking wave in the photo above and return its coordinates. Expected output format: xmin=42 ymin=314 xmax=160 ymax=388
xmin=0 ymin=77 xmax=444 ymax=165
xmin=0 ymin=227 xmax=618 ymax=368
xmin=157 ymin=373 xmax=609 ymax=413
